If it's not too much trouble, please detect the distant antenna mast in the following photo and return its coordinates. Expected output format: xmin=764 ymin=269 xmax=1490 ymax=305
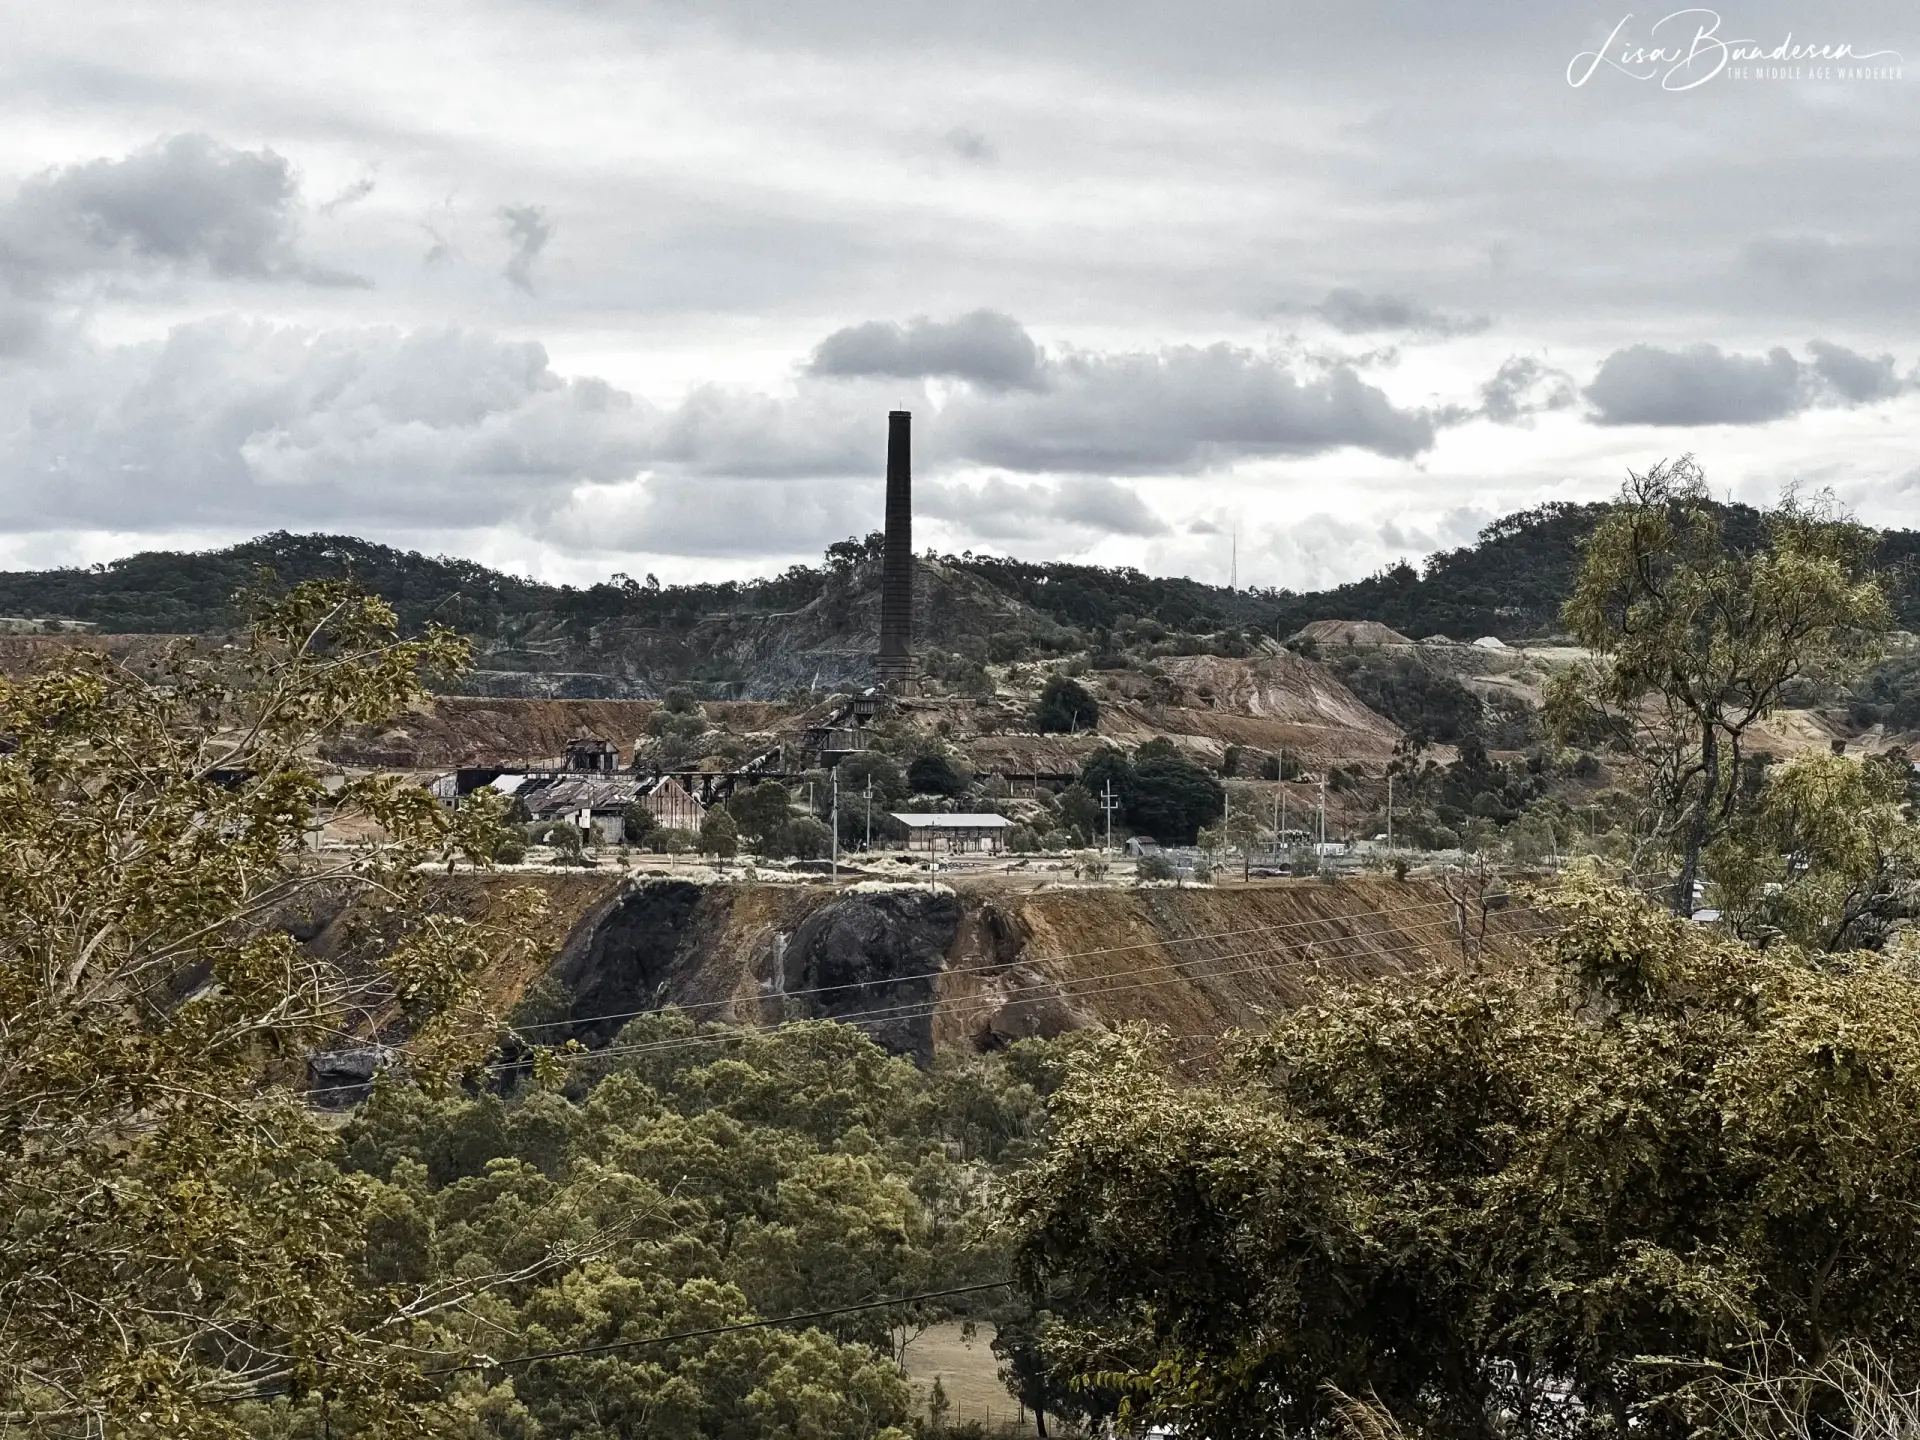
xmin=1229 ymin=526 xmax=1238 ymax=592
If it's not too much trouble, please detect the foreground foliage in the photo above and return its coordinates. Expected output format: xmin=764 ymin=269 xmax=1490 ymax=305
xmin=296 ymin=1018 xmax=1065 ymax=1439
xmin=0 ymin=584 xmax=517 ymax=1437
xmin=1008 ymin=872 xmax=1920 ymax=1440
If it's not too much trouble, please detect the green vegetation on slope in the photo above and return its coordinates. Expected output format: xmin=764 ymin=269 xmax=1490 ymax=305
xmin=307 ymin=1017 xmax=1063 ymax=1440
xmin=8 ymin=499 xmax=1919 ymax=661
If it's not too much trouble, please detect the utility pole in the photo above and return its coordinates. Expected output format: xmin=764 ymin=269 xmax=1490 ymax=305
xmin=1387 ymin=773 xmax=1394 ymax=856
xmin=831 ymin=767 xmax=839 ymax=882
xmin=864 ymin=776 xmax=873 ymax=851
xmin=1100 ymin=779 xmax=1120 ymax=853
xmin=1318 ymin=774 xmax=1327 ymax=855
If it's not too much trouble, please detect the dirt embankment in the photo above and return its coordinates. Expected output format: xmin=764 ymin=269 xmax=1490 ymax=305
xmin=406 ymin=873 xmax=1541 ymax=1068
xmin=1104 ymin=652 xmax=1402 ymax=763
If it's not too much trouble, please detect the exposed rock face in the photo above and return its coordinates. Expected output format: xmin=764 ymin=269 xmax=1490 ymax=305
xmin=548 ymin=881 xmax=707 ymax=1046
xmin=486 ymin=875 xmax=1545 ymax=1068
xmin=308 ymin=1045 xmax=396 ymax=1110
xmin=780 ymin=889 xmax=962 ymax=1065
xmin=298 ymin=874 xmax=1548 ymax=1101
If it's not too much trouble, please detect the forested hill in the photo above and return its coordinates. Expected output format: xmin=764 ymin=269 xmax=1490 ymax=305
xmin=5 ymin=504 xmax=1919 ymax=651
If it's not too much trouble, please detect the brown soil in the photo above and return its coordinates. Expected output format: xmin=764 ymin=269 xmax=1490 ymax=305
xmin=413 ymin=872 xmax=1540 ymax=1057
xmin=932 ymin=874 xmax=1538 ymax=1056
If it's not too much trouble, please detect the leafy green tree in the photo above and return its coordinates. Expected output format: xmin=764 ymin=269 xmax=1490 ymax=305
xmin=1223 ymin=805 xmax=1266 ymax=879
xmin=906 ymin=753 xmax=970 ymax=798
xmin=1076 ymin=750 xmax=1134 ymax=822
xmin=1008 ymin=873 xmax=1920 ymax=1440
xmin=539 ymin=819 xmax=585 ymax=862
xmin=330 ymin=1020 xmax=1064 ymax=1438
xmin=990 ymin=1304 xmax=1103 ymax=1438
xmin=1033 ymin=675 xmax=1099 ymax=735
xmin=835 ymin=752 xmax=908 ymax=806
xmin=0 ymin=582 xmax=526 ymax=1437
xmin=770 ymin=815 xmax=834 ymax=860
xmin=725 ymin=781 xmax=794 ymax=850
xmin=698 ymin=806 xmax=739 ymax=858
xmin=1553 ymin=459 xmax=1889 ymax=912
xmin=1127 ymin=739 xmax=1224 ymax=844
xmin=621 ymin=800 xmax=656 ymax=845
xmin=1135 ymin=853 xmax=1176 ymax=883
xmin=1706 ymin=752 xmax=1920 ymax=951
xmin=1055 ymin=784 xmax=1101 ymax=846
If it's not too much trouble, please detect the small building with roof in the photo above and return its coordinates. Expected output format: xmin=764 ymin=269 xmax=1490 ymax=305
xmin=891 ymin=812 xmax=1013 ymax=857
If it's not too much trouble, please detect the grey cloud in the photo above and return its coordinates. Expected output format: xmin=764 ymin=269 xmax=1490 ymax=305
xmin=1310 ymin=288 xmax=1489 ymax=339
xmin=1806 ymin=339 xmax=1904 ymax=404
xmin=1050 ymin=475 xmax=1165 ymax=535
xmin=1480 ymin=355 xmax=1576 ymax=424
xmin=0 ymin=134 xmax=359 ymax=290
xmin=943 ymin=126 xmax=997 ymax=162
xmin=809 ymin=309 xmax=1041 ymax=390
xmin=943 ymin=342 xmax=1438 ymax=469
xmin=681 ymin=324 xmax=1443 ymax=474
xmin=1585 ymin=341 xmax=1910 ymax=427
xmin=922 ymin=475 xmax=1166 ymax=540
xmin=318 ymin=176 xmax=376 ymax=216
xmin=649 ymin=380 xmax=883 ymax=478
xmin=0 ymin=297 xmax=48 ymax=357
xmin=422 ymin=223 xmax=455 ymax=267
xmin=1 ymin=319 xmax=649 ymax=532
xmin=0 ymin=314 xmax=1443 ymax=554
xmin=542 ymin=476 xmax=877 ymax=559
xmin=499 ymin=204 xmax=553 ymax=292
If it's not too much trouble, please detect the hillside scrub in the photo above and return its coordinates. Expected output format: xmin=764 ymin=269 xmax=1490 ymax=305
xmin=1032 ymin=673 xmax=1099 ymax=734
xmin=1007 ymin=872 xmax=1920 ymax=1440
xmin=306 ymin=1020 xmax=1070 ymax=1439
xmin=10 ymin=505 xmax=1920 ymax=691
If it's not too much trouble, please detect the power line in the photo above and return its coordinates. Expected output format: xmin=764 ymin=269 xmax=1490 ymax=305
xmin=308 ymin=904 xmax=1542 ymax=1099
xmin=565 ymin=918 xmax=1528 ymax=1068
xmin=314 ymin=900 xmax=1540 ymax=1096
xmin=307 ymin=899 xmax=1500 ymax=1097
xmin=500 ymin=896 xmax=1482 ymax=1036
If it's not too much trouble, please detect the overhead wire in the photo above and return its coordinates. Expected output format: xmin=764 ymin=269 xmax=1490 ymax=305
xmin=499 ymin=895 xmax=1485 ymax=1035
xmin=306 ymin=897 xmax=1552 ymax=1098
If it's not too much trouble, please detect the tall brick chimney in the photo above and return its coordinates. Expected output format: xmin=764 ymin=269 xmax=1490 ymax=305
xmin=876 ymin=410 xmax=913 ymax=686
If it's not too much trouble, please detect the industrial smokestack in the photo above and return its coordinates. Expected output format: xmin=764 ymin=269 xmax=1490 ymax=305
xmin=876 ymin=410 xmax=914 ymax=686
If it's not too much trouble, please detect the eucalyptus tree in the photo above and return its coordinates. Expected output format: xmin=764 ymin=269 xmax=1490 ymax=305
xmin=0 ymin=582 xmax=536 ymax=1437
xmin=1550 ymin=457 xmax=1888 ymax=913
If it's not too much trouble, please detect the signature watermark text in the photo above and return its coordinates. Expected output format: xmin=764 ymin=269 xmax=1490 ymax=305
xmin=1569 ymin=9 xmax=1903 ymax=89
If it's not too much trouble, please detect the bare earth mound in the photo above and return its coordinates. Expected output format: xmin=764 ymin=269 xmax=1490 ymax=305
xmin=1288 ymin=618 xmax=1414 ymax=649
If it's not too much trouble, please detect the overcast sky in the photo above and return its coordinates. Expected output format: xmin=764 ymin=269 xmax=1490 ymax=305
xmin=1 ymin=0 xmax=1916 ymax=590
